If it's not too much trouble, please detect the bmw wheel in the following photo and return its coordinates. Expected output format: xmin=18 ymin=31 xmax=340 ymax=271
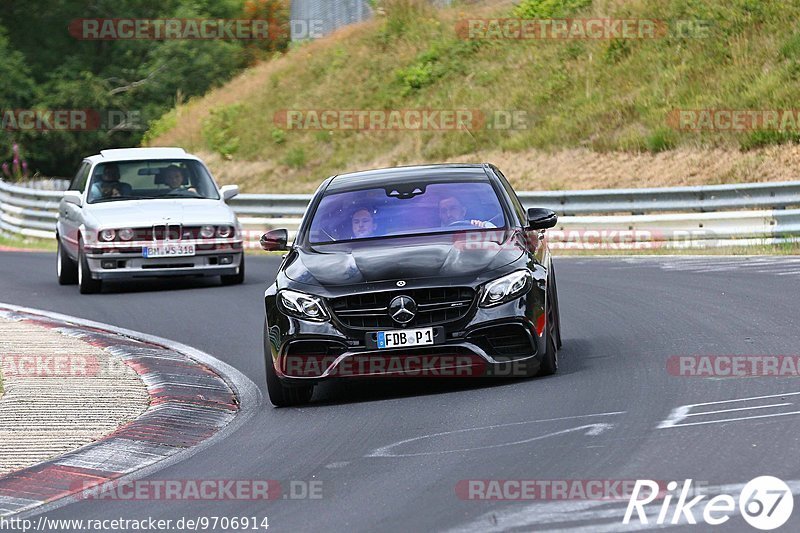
xmin=221 ymin=253 xmax=245 ymax=286
xmin=57 ymin=237 xmax=78 ymax=285
xmin=77 ymin=238 xmax=102 ymax=294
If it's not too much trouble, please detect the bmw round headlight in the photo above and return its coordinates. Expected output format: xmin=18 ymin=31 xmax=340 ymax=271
xmin=216 ymin=225 xmax=233 ymax=238
xmin=278 ymin=290 xmax=329 ymax=322
xmin=200 ymin=225 xmax=215 ymax=238
xmin=479 ymin=270 xmax=533 ymax=308
xmin=100 ymin=229 xmax=116 ymax=242
xmin=118 ymin=228 xmax=135 ymax=241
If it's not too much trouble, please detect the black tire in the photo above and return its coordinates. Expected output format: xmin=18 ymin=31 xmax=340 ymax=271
xmin=537 ymin=329 xmax=558 ymax=377
xmin=57 ymin=237 xmax=78 ymax=285
xmin=77 ymin=239 xmax=102 ymax=294
xmin=537 ymin=273 xmax=559 ymax=376
xmin=550 ymin=262 xmax=563 ymax=349
xmin=265 ymin=353 xmax=314 ymax=407
xmin=221 ymin=254 xmax=245 ymax=286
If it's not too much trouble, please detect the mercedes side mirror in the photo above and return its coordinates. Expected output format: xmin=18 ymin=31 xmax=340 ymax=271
xmin=260 ymin=229 xmax=289 ymax=251
xmin=526 ymin=207 xmax=557 ymax=230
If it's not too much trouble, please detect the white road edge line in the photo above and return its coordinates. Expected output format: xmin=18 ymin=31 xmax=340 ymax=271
xmin=685 ymin=403 xmax=793 ymax=417
xmin=665 ymin=410 xmax=800 ymax=428
xmin=0 ymin=302 xmax=264 ymax=520
xmin=681 ymin=390 xmax=800 ymax=407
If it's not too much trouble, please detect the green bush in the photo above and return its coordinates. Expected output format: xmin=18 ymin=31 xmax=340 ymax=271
xmin=740 ymin=130 xmax=800 ymax=151
xmin=604 ymin=39 xmax=632 ymax=64
xmin=142 ymin=110 xmax=177 ymax=146
xmin=377 ymin=0 xmax=435 ymax=40
xmin=271 ymin=128 xmax=287 ymax=145
xmin=201 ymin=104 xmax=243 ymax=158
xmin=513 ymin=0 xmax=592 ymax=18
xmin=395 ymin=39 xmax=480 ymax=95
xmin=780 ymin=32 xmax=800 ymax=59
xmin=396 ymin=62 xmax=439 ymax=94
xmin=283 ymin=146 xmax=307 ymax=168
xmin=646 ymin=127 xmax=678 ymax=153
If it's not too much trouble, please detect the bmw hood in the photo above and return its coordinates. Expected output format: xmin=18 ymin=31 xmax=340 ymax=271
xmin=285 ymin=230 xmax=526 ymax=286
xmin=84 ymin=199 xmax=237 ymax=229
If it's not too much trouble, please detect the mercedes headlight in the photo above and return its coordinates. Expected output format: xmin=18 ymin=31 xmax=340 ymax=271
xmin=479 ymin=270 xmax=532 ymax=307
xmin=278 ymin=290 xmax=329 ymax=321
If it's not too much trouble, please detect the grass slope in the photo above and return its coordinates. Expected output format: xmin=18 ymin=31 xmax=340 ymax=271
xmin=146 ymin=0 xmax=800 ymax=192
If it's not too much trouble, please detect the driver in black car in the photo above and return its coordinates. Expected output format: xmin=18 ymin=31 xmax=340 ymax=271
xmin=438 ymin=195 xmax=496 ymax=228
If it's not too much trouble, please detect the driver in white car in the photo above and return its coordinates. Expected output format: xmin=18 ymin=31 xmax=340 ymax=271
xmin=162 ymin=165 xmax=196 ymax=193
xmin=438 ymin=195 xmax=496 ymax=228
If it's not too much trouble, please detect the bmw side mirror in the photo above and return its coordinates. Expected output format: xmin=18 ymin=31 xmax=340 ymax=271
xmin=62 ymin=191 xmax=83 ymax=207
xmin=527 ymin=207 xmax=557 ymax=230
xmin=260 ymin=229 xmax=289 ymax=251
xmin=220 ymin=184 xmax=239 ymax=201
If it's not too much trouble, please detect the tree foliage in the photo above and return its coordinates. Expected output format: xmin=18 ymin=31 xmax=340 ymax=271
xmin=0 ymin=0 xmax=288 ymax=177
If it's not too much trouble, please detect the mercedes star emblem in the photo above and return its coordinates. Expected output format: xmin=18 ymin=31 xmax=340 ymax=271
xmin=389 ymin=295 xmax=416 ymax=324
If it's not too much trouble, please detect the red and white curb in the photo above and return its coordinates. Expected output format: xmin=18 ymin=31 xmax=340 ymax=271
xmin=0 ymin=303 xmax=261 ymax=517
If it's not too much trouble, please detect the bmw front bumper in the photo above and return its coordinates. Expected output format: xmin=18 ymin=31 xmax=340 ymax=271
xmin=84 ymin=244 xmax=243 ymax=280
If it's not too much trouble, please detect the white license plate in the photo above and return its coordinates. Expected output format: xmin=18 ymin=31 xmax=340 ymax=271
xmin=377 ymin=327 xmax=434 ymax=349
xmin=142 ymin=244 xmax=196 ymax=258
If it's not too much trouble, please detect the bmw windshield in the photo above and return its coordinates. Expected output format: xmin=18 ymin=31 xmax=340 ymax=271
xmin=87 ymin=159 xmax=220 ymax=203
xmin=307 ymin=179 xmax=507 ymax=244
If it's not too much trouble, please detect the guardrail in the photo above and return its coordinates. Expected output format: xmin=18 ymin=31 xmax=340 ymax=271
xmin=3 ymin=178 xmax=800 ymax=248
xmin=0 ymin=180 xmax=64 ymax=239
xmin=229 ymin=180 xmax=800 ymax=217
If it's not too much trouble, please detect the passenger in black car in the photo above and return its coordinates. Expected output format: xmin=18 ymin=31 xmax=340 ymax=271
xmin=350 ymin=205 xmax=378 ymax=238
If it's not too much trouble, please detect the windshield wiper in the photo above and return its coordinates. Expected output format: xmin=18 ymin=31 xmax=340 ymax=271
xmin=91 ymin=195 xmax=155 ymax=203
xmin=158 ymin=191 xmax=205 ymax=198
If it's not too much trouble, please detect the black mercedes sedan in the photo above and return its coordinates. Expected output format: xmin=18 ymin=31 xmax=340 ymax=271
xmin=261 ymin=164 xmax=562 ymax=406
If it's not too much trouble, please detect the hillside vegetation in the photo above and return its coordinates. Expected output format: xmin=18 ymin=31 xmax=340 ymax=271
xmin=146 ymin=0 xmax=800 ymax=192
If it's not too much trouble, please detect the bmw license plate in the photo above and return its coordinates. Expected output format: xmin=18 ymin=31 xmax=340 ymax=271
xmin=142 ymin=244 xmax=196 ymax=258
xmin=377 ymin=327 xmax=434 ymax=349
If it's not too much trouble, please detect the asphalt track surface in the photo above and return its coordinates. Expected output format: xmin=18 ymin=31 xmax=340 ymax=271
xmin=2 ymin=252 xmax=800 ymax=532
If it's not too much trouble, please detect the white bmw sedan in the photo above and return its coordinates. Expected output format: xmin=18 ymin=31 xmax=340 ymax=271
xmin=56 ymin=147 xmax=244 ymax=294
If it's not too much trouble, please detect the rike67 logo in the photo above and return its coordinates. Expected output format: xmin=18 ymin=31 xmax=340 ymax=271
xmin=624 ymin=477 xmax=794 ymax=530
